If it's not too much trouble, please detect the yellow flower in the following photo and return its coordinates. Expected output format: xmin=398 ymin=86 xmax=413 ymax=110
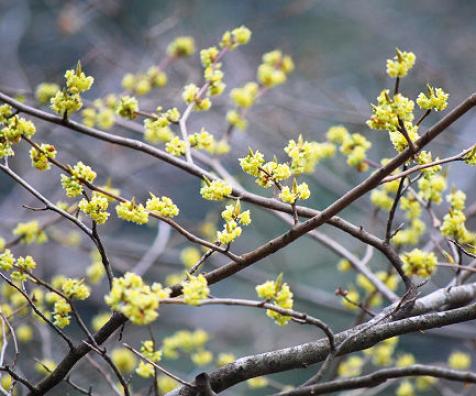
xmin=256 ymin=275 xmax=293 ymax=326
xmin=401 ymin=249 xmax=437 ymax=278
xmin=230 ymin=82 xmax=259 ymax=108
xmin=226 ymin=110 xmax=248 ymax=130
xmin=16 ymin=324 xmax=33 ymax=342
xmin=0 ymin=250 xmax=15 ymax=271
xmin=327 ymin=125 xmax=349 ymax=144
xmin=111 ymin=348 xmax=137 ymax=374
xmin=61 ymin=278 xmax=90 ymax=300
xmin=220 ymin=26 xmax=252 ymax=49
xmin=86 ymin=252 xmax=106 ymax=285
xmin=144 ymin=119 xmax=174 ymax=144
xmin=257 ymin=50 xmax=294 ymax=87
xmin=35 ymin=359 xmax=56 ymax=375
xmin=180 ymin=247 xmax=201 ymax=269
xmin=448 ymin=351 xmax=471 ymax=370
xmin=105 ymin=272 xmax=170 ymax=325
xmin=65 ymin=62 xmax=94 ymax=93
xmin=191 ymin=349 xmax=213 ymax=366
xmin=418 ymin=173 xmax=446 ymax=204
xmin=247 ymin=377 xmax=269 ymax=389
xmin=367 ymin=90 xmax=414 ymax=133
xmin=35 ymin=83 xmax=60 ymax=104
xmin=146 ymin=193 xmax=179 ymax=218
xmin=165 ymin=136 xmax=186 ymax=157
xmin=337 ymin=356 xmax=364 ymax=377
xmin=216 ymin=353 xmax=236 ymax=367
xmin=239 ymin=149 xmax=265 ymax=177
xmin=167 ymin=36 xmax=195 ymax=57
xmin=116 ymin=96 xmax=138 ymax=119
xmin=200 ymin=179 xmax=232 ymax=201
xmin=370 ymin=189 xmax=394 ymax=211
xmin=91 ymin=312 xmax=111 ymax=332
xmin=278 ymin=182 xmax=311 ymax=204
xmin=157 ymin=375 xmax=178 ymax=393
xmin=29 ymin=143 xmax=57 ymax=171
xmin=13 ymin=220 xmax=48 ymax=245
xmin=337 ymin=259 xmax=351 ymax=272
xmin=136 ymin=361 xmax=155 ymax=378
xmin=78 ymin=195 xmax=110 ymax=224
xmin=386 ymin=49 xmax=416 ymax=78
xmin=417 ymin=85 xmax=449 ymax=111
xmin=182 ymin=274 xmax=209 ymax=305
xmin=396 ymin=380 xmax=415 ymax=396
xmin=396 ymin=353 xmax=415 ymax=368
xmin=116 ymin=200 xmax=149 ymax=225
xmin=341 ymin=289 xmax=360 ymax=311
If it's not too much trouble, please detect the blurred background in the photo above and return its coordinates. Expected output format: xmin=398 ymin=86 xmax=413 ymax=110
xmin=1 ymin=0 xmax=476 ymax=394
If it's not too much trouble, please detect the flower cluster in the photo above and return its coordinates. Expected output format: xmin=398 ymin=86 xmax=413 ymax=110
xmin=162 ymin=329 xmax=211 ymax=366
xmin=338 ymin=356 xmax=364 ymax=378
xmin=416 ymin=85 xmax=449 ymax=111
xmin=60 ymin=161 xmax=97 ymax=198
xmin=61 ymin=277 xmax=91 ymax=300
xmin=82 ymin=95 xmax=117 ymax=130
xmin=239 ymin=149 xmax=291 ymax=188
xmin=35 ymin=83 xmax=60 ymax=104
xmin=122 ymin=66 xmax=167 ymax=96
xmin=29 ymin=144 xmax=57 ymax=171
xmin=180 ymin=247 xmax=201 ymax=269
xmin=143 ymin=107 xmax=180 ymax=144
xmin=78 ymin=195 xmax=110 ymax=224
xmin=217 ymin=201 xmax=251 ymax=244
xmin=339 ymin=133 xmax=372 ymax=171
xmin=363 ymin=337 xmax=399 ymax=366
xmin=448 ymin=351 xmax=471 ymax=370
xmin=440 ymin=191 xmax=475 ymax=246
xmin=145 ymin=193 xmax=179 ymax=218
xmin=116 ymin=95 xmax=139 ymax=119
xmin=417 ymin=172 xmax=446 ymax=204
xmin=230 ymin=82 xmax=259 ymax=109
xmin=247 ymin=377 xmax=269 ymax=389
xmin=116 ymin=200 xmax=149 ymax=225
xmin=392 ymin=219 xmax=426 ymax=247
xmin=135 ymin=340 xmax=163 ymax=378
xmin=0 ymin=251 xmax=37 ymax=281
xmin=105 ymin=272 xmax=170 ymax=325
xmin=188 ymin=129 xmax=216 ymax=153
xmin=257 ymin=50 xmax=294 ymax=87
xmin=284 ymin=134 xmax=336 ymax=175
xmin=182 ymin=83 xmax=211 ymax=111
xmin=12 ymin=220 xmax=48 ymax=244
xmin=200 ymin=179 xmax=232 ymax=201
xmin=278 ymin=180 xmax=311 ymax=204
xmin=401 ymin=249 xmax=437 ymax=278
xmin=86 ymin=249 xmax=105 ymax=284
xmin=50 ymin=62 xmax=94 ymax=115
xmin=256 ymin=274 xmax=294 ymax=326
xmin=396 ymin=381 xmax=414 ymax=396
xmin=165 ymin=136 xmax=186 ymax=156
xmin=182 ymin=274 xmax=209 ymax=305
xmin=0 ymin=107 xmax=37 ymax=158
xmin=167 ymin=36 xmax=196 ymax=58
xmin=385 ymin=49 xmax=416 ymax=78
xmin=49 ymin=295 xmax=71 ymax=328
xmin=367 ymin=90 xmax=415 ymax=133
xmin=111 ymin=348 xmax=137 ymax=374
xmin=464 ymin=146 xmax=476 ymax=166
xmin=46 ymin=277 xmax=89 ymax=328
xmin=220 ymin=25 xmax=252 ymax=50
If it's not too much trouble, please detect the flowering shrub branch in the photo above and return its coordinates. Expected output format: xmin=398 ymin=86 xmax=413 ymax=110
xmin=0 ymin=25 xmax=475 ymax=396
